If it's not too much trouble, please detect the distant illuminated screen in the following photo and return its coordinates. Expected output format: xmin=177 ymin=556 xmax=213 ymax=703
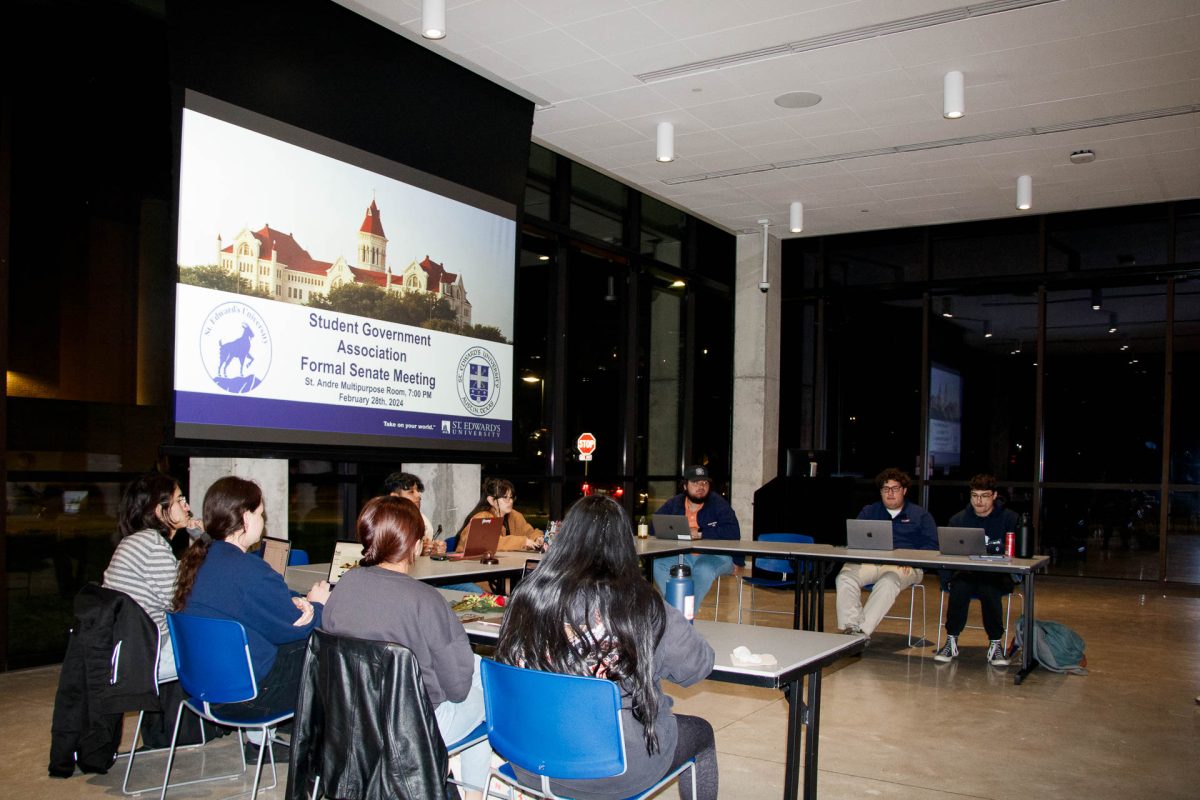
xmin=928 ymin=364 xmax=962 ymax=469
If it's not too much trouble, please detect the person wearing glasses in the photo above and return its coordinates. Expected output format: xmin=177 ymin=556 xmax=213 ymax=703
xmin=103 ymin=473 xmax=202 ymax=680
xmin=455 ymin=477 xmax=543 ymax=553
xmin=835 ymin=468 xmax=937 ymax=640
xmin=934 ymin=474 xmax=1019 ymax=666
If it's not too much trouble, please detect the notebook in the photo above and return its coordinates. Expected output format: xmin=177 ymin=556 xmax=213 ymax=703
xmin=653 ymin=513 xmax=693 ymax=541
xmin=327 ymin=540 xmax=366 ymax=584
xmin=261 ymin=536 xmax=292 ymax=576
xmin=450 ymin=517 xmax=504 ymax=559
xmin=845 ymin=518 xmax=894 ymax=550
xmin=937 ymin=526 xmax=989 ymax=556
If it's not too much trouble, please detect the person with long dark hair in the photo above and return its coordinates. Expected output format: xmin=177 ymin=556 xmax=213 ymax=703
xmin=495 ymin=495 xmax=718 ymax=800
xmin=102 ymin=472 xmax=200 ymax=680
xmin=174 ymin=476 xmax=330 ymax=726
xmin=321 ymin=495 xmax=492 ymax=800
xmin=455 ymin=477 xmax=543 ymax=553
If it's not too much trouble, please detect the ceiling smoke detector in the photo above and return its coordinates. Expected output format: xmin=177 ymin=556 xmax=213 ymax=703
xmin=1069 ymin=149 xmax=1096 ymax=164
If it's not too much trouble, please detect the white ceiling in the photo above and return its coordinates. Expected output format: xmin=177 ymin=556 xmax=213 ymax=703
xmin=336 ymin=0 xmax=1200 ymax=237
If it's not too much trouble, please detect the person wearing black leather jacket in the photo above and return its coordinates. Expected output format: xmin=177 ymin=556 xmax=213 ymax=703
xmin=321 ymin=495 xmax=492 ymax=800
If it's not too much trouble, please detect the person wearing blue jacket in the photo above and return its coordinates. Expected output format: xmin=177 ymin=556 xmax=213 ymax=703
xmin=174 ymin=476 xmax=330 ymax=728
xmin=651 ymin=465 xmax=742 ymax=608
xmin=835 ymin=468 xmax=937 ymax=639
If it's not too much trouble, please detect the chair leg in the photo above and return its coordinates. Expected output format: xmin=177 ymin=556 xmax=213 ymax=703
xmin=729 ymin=578 xmax=739 ymax=628
xmin=159 ymin=703 xmax=187 ymax=800
xmin=121 ymin=710 xmax=147 ymax=794
xmin=936 ymin=591 xmax=946 ymax=650
xmin=713 ymin=574 xmax=721 ymax=621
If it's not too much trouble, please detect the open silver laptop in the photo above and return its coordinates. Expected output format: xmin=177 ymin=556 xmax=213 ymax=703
xmin=937 ymin=526 xmax=988 ymax=556
xmin=845 ymin=519 xmax=894 ymax=550
xmin=653 ymin=514 xmax=693 ymax=541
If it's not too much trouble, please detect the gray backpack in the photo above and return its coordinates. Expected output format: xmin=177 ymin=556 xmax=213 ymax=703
xmin=1014 ymin=616 xmax=1088 ymax=675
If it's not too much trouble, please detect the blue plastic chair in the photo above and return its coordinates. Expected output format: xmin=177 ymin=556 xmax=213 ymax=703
xmin=736 ymin=533 xmax=813 ymax=624
xmin=480 ymin=660 xmax=696 ymax=800
xmin=288 ymin=549 xmax=310 ymax=566
xmin=160 ymin=613 xmax=295 ymax=800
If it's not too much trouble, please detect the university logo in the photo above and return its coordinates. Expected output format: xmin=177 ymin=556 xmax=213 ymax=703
xmin=441 ymin=420 xmax=451 ymax=434
xmin=200 ymin=302 xmax=272 ymax=394
xmin=455 ymin=345 xmax=501 ymax=416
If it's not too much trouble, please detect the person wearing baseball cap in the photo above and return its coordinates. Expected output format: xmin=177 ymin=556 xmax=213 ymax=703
xmin=651 ymin=465 xmax=742 ymax=608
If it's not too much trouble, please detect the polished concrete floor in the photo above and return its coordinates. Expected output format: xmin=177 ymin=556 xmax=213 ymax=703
xmin=5 ymin=575 xmax=1199 ymax=799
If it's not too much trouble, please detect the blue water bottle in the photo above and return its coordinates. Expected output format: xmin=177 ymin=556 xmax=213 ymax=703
xmin=666 ymin=561 xmax=695 ymax=624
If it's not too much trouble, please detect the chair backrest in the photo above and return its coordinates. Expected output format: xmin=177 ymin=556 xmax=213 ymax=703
xmin=480 ymin=659 xmax=626 ymax=780
xmin=753 ymin=533 xmax=813 ymax=575
xmin=165 ymin=613 xmax=258 ymax=706
xmin=288 ymin=549 xmax=310 ymax=566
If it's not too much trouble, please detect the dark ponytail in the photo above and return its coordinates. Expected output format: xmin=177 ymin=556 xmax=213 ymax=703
xmin=172 ymin=476 xmax=263 ymax=610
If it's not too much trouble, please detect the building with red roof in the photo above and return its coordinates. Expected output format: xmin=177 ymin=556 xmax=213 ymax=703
xmin=207 ymin=199 xmax=471 ymax=325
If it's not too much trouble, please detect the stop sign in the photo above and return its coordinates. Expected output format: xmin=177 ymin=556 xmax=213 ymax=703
xmin=577 ymin=433 xmax=597 ymax=455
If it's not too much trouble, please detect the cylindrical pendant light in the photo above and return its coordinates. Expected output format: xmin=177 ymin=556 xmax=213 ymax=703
xmin=943 ymin=70 xmax=964 ymax=119
xmin=422 ymin=0 xmax=446 ymax=39
xmin=1016 ymin=174 xmax=1032 ymax=210
xmin=656 ymin=122 xmax=674 ymax=163
xmin=789 ymin=201 xmax=803 ymax=233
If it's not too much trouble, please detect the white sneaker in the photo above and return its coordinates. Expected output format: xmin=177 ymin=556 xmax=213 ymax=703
xmin=987 ymin=640 xmax=1010 ymax=667
xmin=934 ymin=635 xmax=959 ymax=663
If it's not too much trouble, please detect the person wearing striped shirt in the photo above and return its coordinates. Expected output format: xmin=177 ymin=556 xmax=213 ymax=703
xmin=103 ymin=473 xmax=199 ymax=681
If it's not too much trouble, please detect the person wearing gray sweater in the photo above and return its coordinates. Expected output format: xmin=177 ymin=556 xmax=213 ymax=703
xmin=320 ymin=495 xmax=491 ymax=800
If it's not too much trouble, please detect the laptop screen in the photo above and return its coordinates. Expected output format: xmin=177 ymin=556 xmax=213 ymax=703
xmin=261 ymin=536 xmax=291 ymax=576
xmin=328 ymin=541 xmax=366 ymax=583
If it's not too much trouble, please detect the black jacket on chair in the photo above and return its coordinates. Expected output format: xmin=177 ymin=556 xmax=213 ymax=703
xmin=48 ymin=584 xmax=160 ymax=777
xmin=287 ymin=629 xmax=451 ymax=800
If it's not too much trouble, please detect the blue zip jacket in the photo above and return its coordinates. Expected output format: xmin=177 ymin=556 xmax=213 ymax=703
xmin=856 ymin=500 xmax=938 ymax=551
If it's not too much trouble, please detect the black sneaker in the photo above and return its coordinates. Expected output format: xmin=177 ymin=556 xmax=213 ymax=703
xmin=987 ymin=639 xmax=1010 ymax=667
xmin=934 ymin=635 xmax=958 ymax=663
xmin=243 ymin=736 xmax=288 ymax=764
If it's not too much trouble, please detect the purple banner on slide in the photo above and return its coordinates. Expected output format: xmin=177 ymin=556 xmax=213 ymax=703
xmin=176 ymin=391 xmax=511 ymax=445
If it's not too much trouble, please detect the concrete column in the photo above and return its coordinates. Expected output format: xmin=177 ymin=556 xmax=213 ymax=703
xmin=404 ymin=462 xmax=481 ymax=539
xmin=189 ymin=457 xmax=290 ymax=539
xmin=730 ymin=225 xmax=782 ymax=538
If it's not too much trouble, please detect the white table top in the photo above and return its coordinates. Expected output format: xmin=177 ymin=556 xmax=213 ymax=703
xmin=445 ymin=588 xmax=865 ymax=687
xmin=285 ymin=550 xmax=539 ymax=593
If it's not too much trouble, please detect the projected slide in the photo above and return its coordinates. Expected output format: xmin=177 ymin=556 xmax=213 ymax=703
xmin=173 ymin=93 xmax=515 ymax=452
xmin=928 ymin=364 xmax=962 ymax=470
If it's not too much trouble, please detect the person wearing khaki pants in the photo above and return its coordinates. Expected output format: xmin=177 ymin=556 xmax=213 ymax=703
xmin=835 ymin=468 xmax=938 ymax=638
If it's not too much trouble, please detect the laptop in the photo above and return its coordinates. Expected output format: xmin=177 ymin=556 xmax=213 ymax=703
xmin=328 ymin=540 xmax=366 ymax=584
xmin=845 ymin=519 xmax=894 ymax=550
xmin=261 ymin=536 xmax=292 ymax=577
xmin=653 ymin=514 xmax=693 ymax=541
xmin=450 ymin=517 xmax=504 ymax=560
xmin=938 ymin=526 xmax=989 ymax=556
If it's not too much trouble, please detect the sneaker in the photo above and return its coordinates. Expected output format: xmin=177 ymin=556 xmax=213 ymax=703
xmin=934 ymin=635 xmax=959 ymax=663
xmin=844 ymin=624 xmax=863 ymax=636
xmin=987 ymin=640 xmax=1010 ymax=667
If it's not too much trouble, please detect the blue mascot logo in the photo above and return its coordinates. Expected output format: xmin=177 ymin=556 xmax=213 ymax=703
xmin=200 ymin=302 xmax=272 ymax=394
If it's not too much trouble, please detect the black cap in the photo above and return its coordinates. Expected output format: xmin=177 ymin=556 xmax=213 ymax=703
xmin=683 ymin=465 xmax=712 ymax=481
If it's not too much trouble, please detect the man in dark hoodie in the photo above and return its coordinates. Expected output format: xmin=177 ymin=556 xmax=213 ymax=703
xmin=934 ymin=473 xmax=1019 ymax=667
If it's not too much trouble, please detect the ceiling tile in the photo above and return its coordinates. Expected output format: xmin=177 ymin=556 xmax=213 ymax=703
xmin=514 ymin=0 xmax=633 ymax=28
xmin=561 ymin=8 xmax=679 ymax=55
xmin=444 ymin=0 xmax=555 ymax=43
xmin=487 ymin=29 xmax=601 ymax=75
xmin=537 ymin=58 xmax=641 ymax=97
xmin=532 ymin=100 xmax=615 ymax=134
xmin=584 ymin=86 xmax=680 ymax=120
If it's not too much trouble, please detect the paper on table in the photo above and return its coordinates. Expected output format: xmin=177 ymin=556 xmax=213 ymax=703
xmin=730 ymin=645 xmax=778 ymax=668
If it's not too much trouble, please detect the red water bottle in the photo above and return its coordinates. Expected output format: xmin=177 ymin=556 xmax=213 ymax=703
xmin=1005 ymin=532 xmax=1015 ymax=558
